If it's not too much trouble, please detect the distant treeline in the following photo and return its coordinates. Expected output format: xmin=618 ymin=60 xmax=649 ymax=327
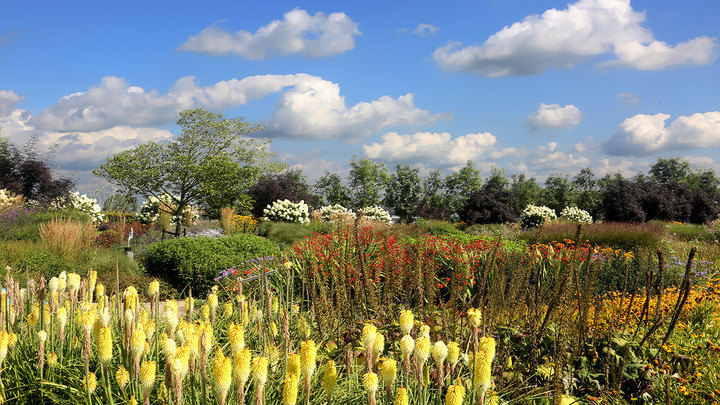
xmin=249 ymin=157 xmax=720 ymax=225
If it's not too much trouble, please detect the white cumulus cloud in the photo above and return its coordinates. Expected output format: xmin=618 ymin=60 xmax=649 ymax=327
xmin=29 ymin=74 xmax=443 ymax=140
xmin=363 ymin=131 xmax=518 ymax=166
xmin=179 ymin=9 xmax=360 ymax=59
xmin=604 ymin=111 xmax=720 ymax=156
xmin=527 ymin=103 xmax=583 ymax=130
xmin=432 ymin=0 xmax=718 ymax=77
xmin=413 ymin=23 xmax=439 ymax=37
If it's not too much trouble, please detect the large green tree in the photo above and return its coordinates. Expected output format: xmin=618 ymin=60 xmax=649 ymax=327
xmin=314 ymin=171 xmax=352 ymax=207
xmin=94 ymin=108 xmax=281 ymax=232
xmin=384 ymin=163 xmax=423 ymax=222
xmin=444 ymin=161 xmax=482 ymax=216
xmin=348 ymin=156 xmax=389 ymax=209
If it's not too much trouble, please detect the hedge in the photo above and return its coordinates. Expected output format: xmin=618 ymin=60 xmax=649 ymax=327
xmin=141 ymin=233 xmax=281 ymax=294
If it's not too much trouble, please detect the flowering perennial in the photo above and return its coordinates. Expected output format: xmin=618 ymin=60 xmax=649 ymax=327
xmin=560 ymin=206 xmax=592 ymax=223
xmin=263 ymin=199 xmax=310 ymax=224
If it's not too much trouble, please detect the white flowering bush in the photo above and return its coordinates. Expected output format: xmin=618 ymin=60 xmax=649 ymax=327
xmin=318 ymin=204 xmax=356 ymax=221
xmin=50 ymin=191 xmax=105 ymax=222
xmin=359 ymin=206 xmax=393 ymax=225
xmin=137 ymin=194 xmax=200 ymax=227
xmin=520 ymin=205 xmax=557 ymax=229
xmin=560 ymin=206 xmax=593 ymax=224
xmin=0 ymin=189 xmax=24 ymax=210
xmin=263 ymin=199 xmax=310 ymax=224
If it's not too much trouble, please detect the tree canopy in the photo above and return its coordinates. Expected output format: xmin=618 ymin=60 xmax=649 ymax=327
xmin=94 ymin=108 xmax=281 ymax=229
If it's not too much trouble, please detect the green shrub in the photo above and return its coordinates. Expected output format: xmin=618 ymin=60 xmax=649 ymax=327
xmin=518 ymin=222 xmax=666 ymax=250
xmin=257 ymin=220 xmax=335 ymax=249
xmin=415 ymin=219 xmax=461 ymax=236
xmin=142 ymin=233 xmax=281 ymax=294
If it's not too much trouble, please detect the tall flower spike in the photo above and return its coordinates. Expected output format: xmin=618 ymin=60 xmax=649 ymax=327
xmin=213 ymin=350 xmax=232 ymax=405
xmin=323 ymin=360 xmax=338 ymax=398
xmin=414 ymin=336 xmax=431 ymax=384
xmin=400 ymin=335 xmax=414 ymax=375
xmin=378 ymin=358 xmax=397 ymax=397
xmin=287 ymin=353 xmax=300 ymax=376
xmin=98 ymin=327 xmax=112 ymax=366
xmin=140 ymin=361 xmax=156 ymax=405
xmin=394 ymin=387 xmax=409 ymax=405
xmin=282 ymin=372 xmax=300 ymax=405
xmin=233 ymin=347 xmax=252 ymax=404
xmin=474 ymin=336 xmax=496 ymax=399
xmin=372 ymin=333 xmax=385 ymax=366
xmin=116 ymin=365 xmax=130 ymax=389
xmin=363 ymin=372 xmax=379 ymax=405
xmin=399 ymin=310 xmax=414 ymax=336
xmin=445 ymin=384 xmax=466 ymax=405
xmin=85 ymin=371 xmax=97 ymax=394
xmin=447 ymin=342 xmax=460 ymax=368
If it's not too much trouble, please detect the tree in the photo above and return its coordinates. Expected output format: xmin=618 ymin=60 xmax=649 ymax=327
xmin=444 ymin=161 xmax=482 ymax=217
xmin=458 ymin=180 xmax=517 ymax=225
xmin=511 ymin=174 xmax=542 ymax=214
xmin=0 ymin=136 xmax=74 ymax=203
xmin=601 ymin=176 xmax=645 ymax=222
xmin=572 ymin=168 xmax=601 ymax=218
xmin=384 ymin=163 xmax=423 ymax=222
xmin=314 ymin=171 xmax=352 ymax=207
xmin=542 ymin=175 xmax=575 ymax=213
xmin=417 ymin=170 xmax=451 ymax=220
xmin=649 ymin=157 xmax=692 ymax=184
xmin=348 ymin=157 xmax=389 ymax=209
xmin=103 ymin=191 xmax=137 ymax=212
xmin=94 ymin=108 xmax=280 ymax=234
xmin=248 ymin=169 xmax=320 ymax=218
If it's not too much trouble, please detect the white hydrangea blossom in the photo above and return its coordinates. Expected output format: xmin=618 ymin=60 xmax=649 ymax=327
xmin=51 ymin=191 xmax=105 ymax=222
xmin=520 ymin=205 xmax=557 ymax=228
xmin=262 ymin=199 xmax=310 ymax=224
xmin=318 ymin=204 xmax=356 ymax=221
xmin=137 ymin=194 xmax=200 ymax=226
xmin=560 ymin=206 xmax=592 ymax=224
xmin=359 ymin=206 xmax=393 ymax=225
xmin=0 ymin=189 xmax=23 ymax=210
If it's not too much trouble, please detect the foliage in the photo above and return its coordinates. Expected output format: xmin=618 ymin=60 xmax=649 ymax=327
xmin=414 ymin=219 xmax=462 ymax=236
xmin=142 ymin=232 xmax=281 ymax=293
xmin=314 ymin=171 xmax=352 ymax=207
xmin=257 ymin=220 xmax=335 ymax=249
xmin=519 ymin=222 xmax=667 ymax=250
xmin=348 ymin=156 xmax=388 ymax=209
xmin=137 ymin=193 xmax=200 ymax=229
xmin=541 ymin=174 xmax=575 ymax=213
xmin=458 ymin=181 xmax=517 ymax=225
xmin=50 ymin=191 xmax=105 ymax=222
xmin=559 ymin=206 xmax=592 ymax=223
xmin=262 ymin=199 xmax=310 ymax=224
xmin=511 ymin=174 xmax=543 ymax=216
xmin=102 ymin=191 xmax=137 ymax=212
xmin=383 ymin=163 xmax=423 ymax=222
xmin=520 ymin=205 xmax=557 ymax=229
xmin=248 ymin=170 xmax=319 ymax=218
xmin=94 ymin=108 xmax=280 ymax=231
xmin=0 ymin=136 xmax=75 ymax=204
xmin=444 ymin=160 xmax=482 ymax=216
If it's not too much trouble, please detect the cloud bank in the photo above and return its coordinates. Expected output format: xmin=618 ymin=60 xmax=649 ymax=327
xmin=179 ymin=9 xmax=360 ymax=59
xmin=432 ymin=0 xmax=718 ymax=77
xmin=604 ymin=111 xmax=720 ymax=156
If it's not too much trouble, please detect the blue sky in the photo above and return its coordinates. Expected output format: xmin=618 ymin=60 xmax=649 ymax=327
xmin=2 ymin=0 xmax=719 ymax=195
